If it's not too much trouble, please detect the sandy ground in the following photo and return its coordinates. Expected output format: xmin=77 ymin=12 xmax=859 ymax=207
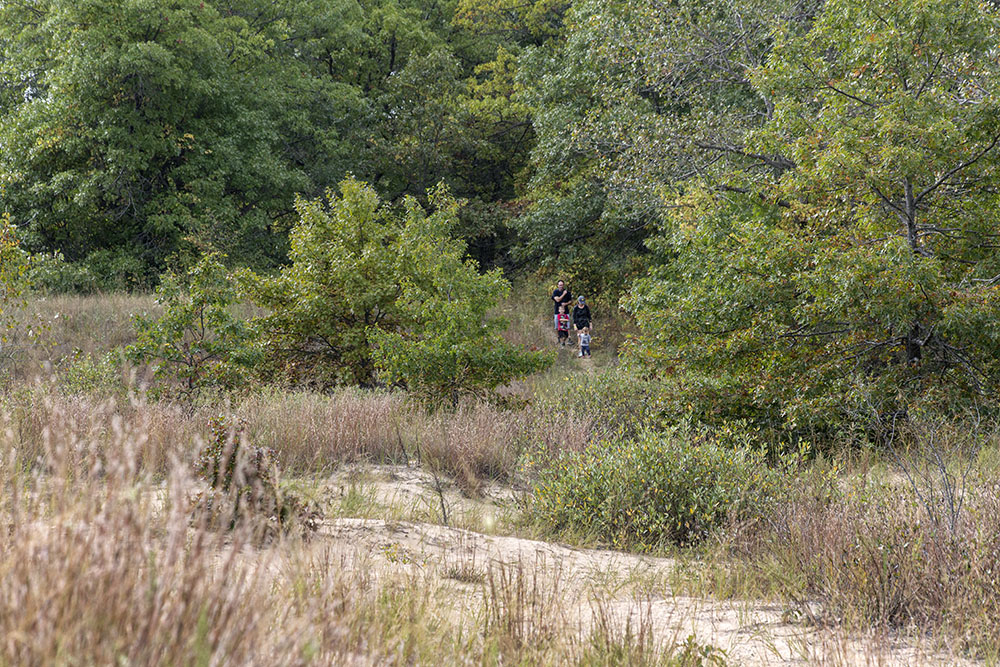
xmin=313 ymin=465 xmax=976 ymax=666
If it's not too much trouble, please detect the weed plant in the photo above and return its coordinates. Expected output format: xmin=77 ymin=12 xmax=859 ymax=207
xmin=193 ymin=414 xmax=321 ymax=535
xmin=723 ymin=419 xmax=1000 ymax=658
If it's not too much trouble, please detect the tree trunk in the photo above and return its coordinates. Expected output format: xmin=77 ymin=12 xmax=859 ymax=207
xmin=906 ymin=322 xmax=922 ymax=364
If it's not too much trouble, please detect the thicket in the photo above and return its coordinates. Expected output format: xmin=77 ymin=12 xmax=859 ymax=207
xmin=127 ymin=253 xmax=256 ymax=396
xmin=0 ymin=0 xmax=537 ymax=284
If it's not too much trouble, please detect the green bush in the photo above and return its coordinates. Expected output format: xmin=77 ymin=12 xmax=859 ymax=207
xmin=26 ymin=251 xmax=99 ymax=294
xmin=57 ymin=349 xmax=124 ymax=396
xmin=528 ymin=425 xmax=799 ymax=549
xmin=370 ymin=187 xmax=551 ymax=407
xmin=127 ymin=253 xmax=257 ymax=397
xmin=82 ymin=248 xmax=154 ymax=292
xmin=242 ymin=177 xmax=551 ymax=397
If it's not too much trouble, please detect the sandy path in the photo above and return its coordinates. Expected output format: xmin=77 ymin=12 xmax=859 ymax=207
xmin=318 ymin=514 xmax=973 ymax=666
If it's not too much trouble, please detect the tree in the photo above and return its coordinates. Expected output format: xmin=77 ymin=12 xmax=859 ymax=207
xmin=628 ymin=0 xmax=1000 ymax=431
xmin=242 ymin=177 xmax=551 ymax=396
xmin=240 ymin=178 xmax=401 ymax=387
xmin=0 ymin=0 xmax=312 ymax=283
xmin=510 ymin=0 xmax=818 ymax=297
xmin=454 ymin=0 xmax=570 ymax=44
xmin=0 ymin=0 xmax=544 ymax=283
xmin=127 ymin=253 xmax=256 ymax=396
xmin=370 ymin=186 xmax=551 ymax=406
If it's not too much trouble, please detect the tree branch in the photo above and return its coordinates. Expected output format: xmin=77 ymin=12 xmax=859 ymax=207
xmin=915 ymin=132 xmax=1000 ymax=204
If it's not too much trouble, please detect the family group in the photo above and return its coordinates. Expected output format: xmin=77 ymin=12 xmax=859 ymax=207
xmin=551 ymin=280 xmax=591 ymax=358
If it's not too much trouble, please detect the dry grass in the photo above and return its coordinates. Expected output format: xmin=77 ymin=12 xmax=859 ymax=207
xmin=2 ymin=387 xmax=199 ymax=476
xmin=1 ymin=384 xmax=591 ymax=498
xmin=0 ymin=403 xmax=272 ymax=664
xmin=2 ymin=289 xmax=596 ymax=496
xmin=0 ymin=403 xmax=684 ymax=665
xmin=725 ymin=436 xmax=1000 ymax=659
xmin=234 ymin=389 xmax=591 ymax=494
xmin=235 ymin=389 xmax=408 ymax=472
xmin=2 ymin=293 xmax=157 ymax=379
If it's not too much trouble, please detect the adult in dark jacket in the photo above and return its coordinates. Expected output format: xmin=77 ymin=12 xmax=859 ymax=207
xmin=572 ymin=295 xmax=591 ymax=333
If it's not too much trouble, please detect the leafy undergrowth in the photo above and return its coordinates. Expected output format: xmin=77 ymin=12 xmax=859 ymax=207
xmin=527 ymin=425 xmax=800 ymax=550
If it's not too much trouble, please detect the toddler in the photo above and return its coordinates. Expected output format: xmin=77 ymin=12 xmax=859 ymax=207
xmin=578 ymin=326 xmax=591 ymax=357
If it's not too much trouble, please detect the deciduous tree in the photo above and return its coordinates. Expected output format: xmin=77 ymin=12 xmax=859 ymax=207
xmin=628 ymin=0 xmax=1000 ymax=431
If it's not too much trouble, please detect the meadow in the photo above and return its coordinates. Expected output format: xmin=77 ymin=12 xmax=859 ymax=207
xmin=1 ymin=291 xmax=998 ymax=665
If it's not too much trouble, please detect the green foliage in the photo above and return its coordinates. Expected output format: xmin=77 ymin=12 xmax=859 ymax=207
xmin=510 ymin=0 xmax=815 ymax=299
xmin=240 ymin=178 xmax=402 ymax=387
xmin=455 ymin=0 xmax=569 ymax=43
xmin=0 ymin=0 xmax=314 ymax=277
xmin=529 ymin=425 xmax=798 ymax=549
xmin=0 ymin=0 xmax=541 ymax=281
xmin=127 ymin=253 xmax=255 ymax=395
xmin=534 ymin=366 xmax=671 ymax=440
xmin=670 ymin=636 xmax=728 ymax=667
xmin=244 ymin=177 xmax=551 ymax=396
xmin=627 ymin=0 xmax=1000 ymax=433
xmin=26 ymin=252 xmax=99 ymax=295
xmin=57 ymin=350 xmax=124 ymax=397
xmin=370 ymin=186 xmax=552 ymax=406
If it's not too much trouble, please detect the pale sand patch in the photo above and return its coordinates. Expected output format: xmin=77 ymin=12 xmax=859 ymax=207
xmin=316 ymin=516 xmax=975 ymax=666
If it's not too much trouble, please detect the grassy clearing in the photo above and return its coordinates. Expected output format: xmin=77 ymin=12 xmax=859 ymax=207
xmin=1 ymin=291 xmax=997 ymax=662
xmin=1 ymin=384 xmax=590 ymax=496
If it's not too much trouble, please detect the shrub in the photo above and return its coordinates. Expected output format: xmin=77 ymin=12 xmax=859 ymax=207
xmin=529 ymin=425 xmax=798 ymax=549
xmin=81 ymin=248 xmax=153 ymax=291
xmin=370 ymin=189 xmax=551 ymax=407
xmin=532 ymin=366 xmax=670 ymax=440
xmin=127 ymin=253 xmax=256 ymax=396
xmin=239 ymin=178 xmax=401 ymax=387
xmin=56 ymin=349 xmax=124 ymax=397
xmin=26 ymin=251 xmax=99 ymax=294
xmin=241 ymin=177 xmax=551 ymax=395
xmin=0 ymin=212 xmax=29 ymax=346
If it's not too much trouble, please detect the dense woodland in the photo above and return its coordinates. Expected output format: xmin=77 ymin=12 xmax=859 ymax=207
xmin=4 ymin=0 xmax=1000 ymax=430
